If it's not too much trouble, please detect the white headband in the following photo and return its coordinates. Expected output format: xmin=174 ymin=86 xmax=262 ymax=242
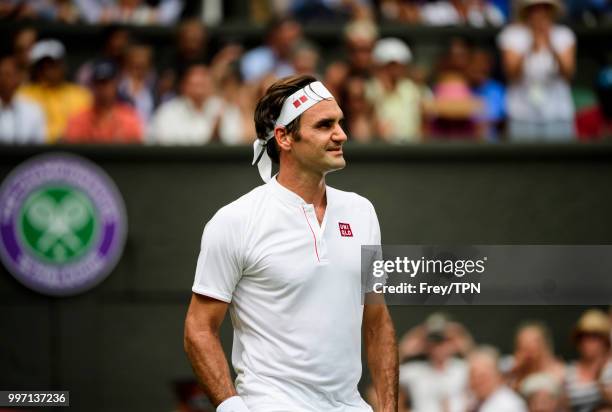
xmin=252 ymin=81 xmax=334 ymax=182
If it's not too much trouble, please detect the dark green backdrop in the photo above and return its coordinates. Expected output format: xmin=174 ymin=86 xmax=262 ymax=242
xmin=1 ymin=143 xmax=611 ymax=412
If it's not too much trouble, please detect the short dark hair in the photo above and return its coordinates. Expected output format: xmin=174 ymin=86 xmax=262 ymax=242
xmin=254 ymin=74 xmax=317 ymax=163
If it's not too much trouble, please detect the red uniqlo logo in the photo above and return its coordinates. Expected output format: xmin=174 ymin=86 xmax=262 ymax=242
xmin=339 ymin=222 xmax=353 ymax=237
xmin=292 ymin=95 xmax=308 ymax=108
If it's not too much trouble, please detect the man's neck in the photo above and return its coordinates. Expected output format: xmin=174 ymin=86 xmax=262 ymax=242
xmin=277 ymin=168 xmax=326 ymax=207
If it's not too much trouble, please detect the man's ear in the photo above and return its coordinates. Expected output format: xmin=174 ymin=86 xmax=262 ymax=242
xmin=275 ymin=126 xmax=292 ymax=153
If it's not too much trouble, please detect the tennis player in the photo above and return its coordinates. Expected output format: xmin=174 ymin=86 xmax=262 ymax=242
xmin=184 ymin=74 xmax=398 ymax=412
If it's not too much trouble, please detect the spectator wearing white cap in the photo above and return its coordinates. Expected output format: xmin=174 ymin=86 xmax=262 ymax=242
xmin=365 ymin=37 xmax=430 ymax=142
xmin=498 ymin=0 xmax=576 ymax=141
xmin=18 ymin=39 xmax=91 ymax=142
xmin=0 ymin=53 xmax=46 ymax=144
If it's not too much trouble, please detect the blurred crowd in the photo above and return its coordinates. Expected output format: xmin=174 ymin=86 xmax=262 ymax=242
xmin=170 ymin=307 xmax=612 ymax=412
xmin=372 ymin=308 xmax=612 ymax=412
xmin=0 ymin=0 xmax=611 ymax=145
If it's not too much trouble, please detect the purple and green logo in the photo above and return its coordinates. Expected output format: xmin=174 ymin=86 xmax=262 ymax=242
xmin=0 ymin=153 xmax=127 ymax=296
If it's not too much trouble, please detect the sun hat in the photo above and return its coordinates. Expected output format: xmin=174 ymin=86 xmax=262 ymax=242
xmin=572 ymin=309 xmax=611 ymax=343
xmin=516 ymin=0 xmax=564 ymax=20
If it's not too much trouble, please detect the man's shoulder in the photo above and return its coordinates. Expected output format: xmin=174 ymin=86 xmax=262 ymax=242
xmin=209 ymin=183 xmax=268 ymax=225
xmin=328 ymin=186 xmax=375 ymax=212
xmin=155 ymin=97 xmax=187 ymax=116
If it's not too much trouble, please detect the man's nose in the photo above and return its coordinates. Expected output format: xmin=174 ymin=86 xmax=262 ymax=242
xmin=332 ymin=123 xmax=348 ymax=143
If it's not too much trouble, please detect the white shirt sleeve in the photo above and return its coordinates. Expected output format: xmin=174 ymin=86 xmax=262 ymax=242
xmin=192 ymin=207 xmax=244 ymax=302
xmin=498 ymin=25 xmax=532 ymax=55
xmin=368 ymin=200 xmax=381 ymax=245
xmin=551 ymin=25 xmax=576 ymax=53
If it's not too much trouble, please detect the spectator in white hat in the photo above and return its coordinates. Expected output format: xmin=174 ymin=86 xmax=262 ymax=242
xmin=18 ymin=39 xmax=91 ymax=142
xmin=498 ymin=0 xmax=576 ymax=141
xmin=365 ymin=37 xmax=431 ymax=142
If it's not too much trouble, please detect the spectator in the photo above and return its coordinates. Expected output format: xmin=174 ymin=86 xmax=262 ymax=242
xmin=118 ymin=43 xmax=155 ymax=126
xmin=157 ymin=18 xmax=208 ymax=103
xmin=12 ymin=26 xmax=37 ymax=76
xmin=399 ymin=314 xmax=470 ymax=412
xmin=149 ymin=64 xmax=244 ymax=145
xmin=467 ymin=48 xmax=506 ymax=140
xmin=19 ymin=39 xmax=91 ymax=142
xmin=76 ymin=25 xmax=131 ymax=87
xmin=75 ymin=0 xmax=183 ymax=25
xmin=467 ymin=346 xmax=528 ymax=412
xmin=498 ymin=0 xmax=576 ymax=141
xmin=506 ymin=322 xmax=566 ymax=391
xmin=343 ymin=18 xmax=378 ymax=78
xmin=341 ymin=75 xmax=377 ymax=141
xmin=420 ymin=0 xmax=506 ymax=27
xmin=291 ymin=41 xmax=320 ymax=76
xmin=424 ymin=38 xmax=483 ymax=139
xmin=564 ymin=309 xmax=612 ymax=412
xmin=240 ymin=17 xmax=302 ymax=83
xmin=520 ymin=373 xmax=563 ymax=412
xmin=366 ymin=37 xmax=430 ymax=142
xmin=64 ymin=60 xmax=142 ymax=143
xmin=0 ymin=54 xmax=46 ymax=144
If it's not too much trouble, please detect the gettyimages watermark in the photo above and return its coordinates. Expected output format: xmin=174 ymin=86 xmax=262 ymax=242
xmin=361 ymin=245 xmax=612 ymax=305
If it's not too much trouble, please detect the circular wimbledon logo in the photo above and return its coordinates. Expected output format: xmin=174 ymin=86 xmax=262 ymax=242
xmin=0 ymin=153 xmax=127 ymax=296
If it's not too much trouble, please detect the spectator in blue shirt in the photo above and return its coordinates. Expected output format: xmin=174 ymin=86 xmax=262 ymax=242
xmin=467 ymin=48 xmax=506 ymax=140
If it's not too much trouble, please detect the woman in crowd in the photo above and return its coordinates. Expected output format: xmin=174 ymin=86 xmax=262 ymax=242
xmin=506 ymin=322 xmax=566 ymax=391
xmin=564 ymin=309 xmax=612 ymax=412
xmin=498 ymin=0 xmax=576 ymax=141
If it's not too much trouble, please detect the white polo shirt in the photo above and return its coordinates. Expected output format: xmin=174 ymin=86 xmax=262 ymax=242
xmin=192 ymin=176 xmax=380 ymax=412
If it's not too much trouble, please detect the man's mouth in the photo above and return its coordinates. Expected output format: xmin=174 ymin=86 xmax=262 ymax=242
xmin=326 ymin=147 xmax=343 ymax=154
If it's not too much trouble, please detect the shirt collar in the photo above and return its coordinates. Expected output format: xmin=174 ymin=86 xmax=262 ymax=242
xmin=267 ymin=174 xmax=330 ymax=208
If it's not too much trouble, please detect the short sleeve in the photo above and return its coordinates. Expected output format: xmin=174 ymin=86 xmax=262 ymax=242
xmin=498 ymin=25 xmax=531 ymax=55
xmin=367 ymin=200 xmax=381 ymax=245
xmin=192 ymin=208 xmax=244 ymax=303
xmin=551 ymin=26 xmax=576 ymax=53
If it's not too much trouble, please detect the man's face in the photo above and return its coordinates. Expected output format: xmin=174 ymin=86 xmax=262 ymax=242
xmin=285 ymin=99 xmax=347 ymax=175
xmin=40 ymin=59 xmax=65 ymax=86
xmin=347 ymin=38 xmax=374 ymax=71
xmin=181 ymin=67 xmax=212 ymax=106
xmin=93 ymin=79 xmax=117 ymax=106
xmin=468 ymin=356 xmax=498 ymax=400
xmin=0 ymin=58 xmax=22 ymax=99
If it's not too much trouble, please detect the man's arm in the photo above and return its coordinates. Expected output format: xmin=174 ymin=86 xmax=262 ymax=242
xmin=183 ymin=292 xmax=238 ymax=408
xmin=363 ymin=301 xmax=398 ymax=412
